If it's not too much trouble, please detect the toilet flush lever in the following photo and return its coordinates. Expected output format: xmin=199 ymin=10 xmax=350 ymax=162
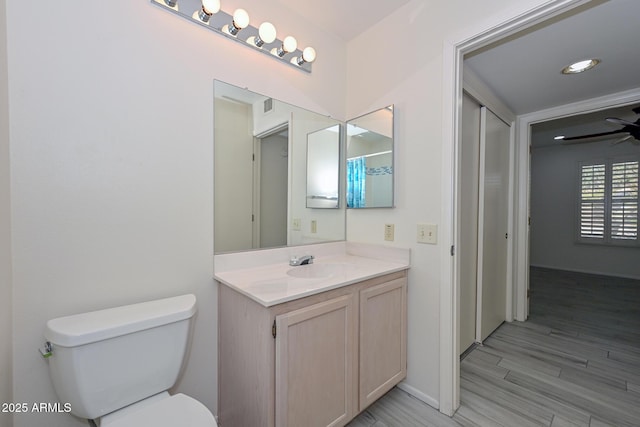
xmin=39 ymin=341 xmax=53 ymax=358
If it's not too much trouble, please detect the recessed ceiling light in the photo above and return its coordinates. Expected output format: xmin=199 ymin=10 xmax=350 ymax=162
xmin=562 ymin=59 xmax=600 ymax=74
xmin=554 ymin=135 xmax=565 ymax=140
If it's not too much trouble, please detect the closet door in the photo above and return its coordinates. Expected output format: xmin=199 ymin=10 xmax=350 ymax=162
xmin=459 ymin=93 xmax=481 ymax=354
xmin=477 ymin=107 xmax=510 ymax=341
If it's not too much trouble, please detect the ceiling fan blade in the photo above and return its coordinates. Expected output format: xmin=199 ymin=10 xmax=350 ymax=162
xmin=605 ymin=117 xmax=640 ymax=127
xmin=560 ymin=129 xmax=627 ymax=142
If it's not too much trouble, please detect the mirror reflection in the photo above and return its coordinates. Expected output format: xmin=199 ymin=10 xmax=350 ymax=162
xmin=306 ymin=125 xmax=341 ymax=208
xmin=214 ymin=81 xmax=345 ymax=253
xmin=346 ymin=106 xmax=394 ymax=208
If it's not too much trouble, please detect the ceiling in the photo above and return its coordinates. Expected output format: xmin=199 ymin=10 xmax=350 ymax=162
xmin=465 ymin=0 xmax=640 ymax=115
xmin=274 ymin=0 xmax=412 ymax=41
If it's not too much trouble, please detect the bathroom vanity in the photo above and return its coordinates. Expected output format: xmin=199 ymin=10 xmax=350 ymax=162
xmin=215 ymin=243 xmax=409 ymax=427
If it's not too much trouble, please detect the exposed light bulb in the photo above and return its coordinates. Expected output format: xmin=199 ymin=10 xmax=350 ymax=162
xmin=232 ymin=8 xmax=250 ymax=29
xmin=303 ymin=47 xmax=316 ymax=62
xmin=203 ymin=0 xmax=220 ymax=14
xmin=276 ymin=36 xmax=297 ymax=57
xmin=225 ymin=9 xmax=249 ymax=35
xmin=197 ymin=0 xmax=220 ymax=23
xmin=283 ymin=36 xmax=297 ymax=52
xmin=296 ymin=46 xmax=316 ymax=65
xmin=254 ymin=22 xmax=277 ymax=47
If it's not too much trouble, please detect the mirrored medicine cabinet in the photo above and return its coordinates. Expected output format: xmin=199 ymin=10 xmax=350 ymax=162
xmin=214 ymin=80 xmax=395 ymax=254
xmin=346 ymin=106 xmax=394 ymax=209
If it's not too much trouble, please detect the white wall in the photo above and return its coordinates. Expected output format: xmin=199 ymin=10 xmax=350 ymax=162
xmin=5 ymin=1 xmax=345 ymax=426
xmin=345 ymin=0 xmax=554 ymax=407
xmin=1 ymin=0 xmax=13 ymax=426
xmin=530 ymin=141 xmax=640 ymax=279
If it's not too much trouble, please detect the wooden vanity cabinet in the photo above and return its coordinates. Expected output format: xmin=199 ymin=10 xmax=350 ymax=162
xmin=358 ymin=277 xmax=407 ymax=410
xmin=275 ymin=293 xmax=357 ymax=427
xmin=218 ymin=270 xmax=407 ymax=427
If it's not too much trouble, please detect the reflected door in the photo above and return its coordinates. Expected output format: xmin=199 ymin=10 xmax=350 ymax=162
xmin=258 ymin=132 xmax=288 ymax=248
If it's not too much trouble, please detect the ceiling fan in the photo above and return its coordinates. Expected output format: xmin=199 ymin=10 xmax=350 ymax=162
xmin=559 ymin=106 xmax=640 ymax=145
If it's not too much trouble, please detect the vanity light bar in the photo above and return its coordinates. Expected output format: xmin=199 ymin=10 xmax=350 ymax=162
xmin=151 ymin=0 xmax=315 ymax=73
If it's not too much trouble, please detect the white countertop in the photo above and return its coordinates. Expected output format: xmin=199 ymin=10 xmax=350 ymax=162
xmin=214 ymin=243 xmax=410 ymax=307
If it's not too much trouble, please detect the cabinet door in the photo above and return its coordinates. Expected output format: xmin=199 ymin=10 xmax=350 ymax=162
xmin=275 ymin=294 xmax=356 ymax=427
xmin=359 ymin=277 xmax=407 ymax=410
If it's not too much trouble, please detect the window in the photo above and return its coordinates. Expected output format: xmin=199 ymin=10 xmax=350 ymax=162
xmin=578 ymin=158 xmax=638 ymax=245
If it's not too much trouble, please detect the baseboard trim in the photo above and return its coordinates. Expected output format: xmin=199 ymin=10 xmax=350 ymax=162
xmin=396 ymin=382 xmax=440 ymax=410
xmin=530 ymin=264 xmax=640 ymax=281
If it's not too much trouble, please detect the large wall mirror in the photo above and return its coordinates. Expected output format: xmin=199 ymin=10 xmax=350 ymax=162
xmin=306 ymin=125 xmax=341 ymax=208
xmin=346 ymin=106 xmax=394 ymax=208
xmin=214 ymin=80 xmax=345 ymax=253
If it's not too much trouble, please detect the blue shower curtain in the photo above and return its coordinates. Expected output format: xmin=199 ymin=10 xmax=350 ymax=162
xmin=347 ymin=157 xmax=366 ymax=208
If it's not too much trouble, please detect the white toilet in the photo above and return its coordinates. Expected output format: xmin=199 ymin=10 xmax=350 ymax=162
xmin=43 ymin=294 xmax=217 ymax=426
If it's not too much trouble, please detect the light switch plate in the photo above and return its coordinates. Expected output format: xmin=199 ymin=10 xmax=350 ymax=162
xmin=311 ymin=220 xmax=317 ymax=234
xmin=417 ymin=223 xmax=437 ymax=244
xmin=292 ymin=218 xmax=301 ymax=231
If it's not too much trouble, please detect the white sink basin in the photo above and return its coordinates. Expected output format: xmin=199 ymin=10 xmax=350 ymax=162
xmin=286 ymin=263 xmax=346 ymax=279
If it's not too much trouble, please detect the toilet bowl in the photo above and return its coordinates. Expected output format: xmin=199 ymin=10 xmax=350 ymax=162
xmin=43 ymin=294 xmax=217 ymax=426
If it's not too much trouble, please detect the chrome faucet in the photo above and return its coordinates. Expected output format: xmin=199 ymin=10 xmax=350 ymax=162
xmin=289 ymin=255 xmax=315 ymax=266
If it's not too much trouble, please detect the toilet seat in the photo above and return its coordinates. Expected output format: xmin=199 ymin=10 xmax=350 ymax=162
xmin=100 ymin=393 xmax=217 ymax=427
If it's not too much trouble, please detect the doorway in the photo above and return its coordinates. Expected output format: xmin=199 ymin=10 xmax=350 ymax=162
xmin=440 ymin=0 xmax=607 ymax=416
xmin=254 ymin=127 xmax=289 ymax=249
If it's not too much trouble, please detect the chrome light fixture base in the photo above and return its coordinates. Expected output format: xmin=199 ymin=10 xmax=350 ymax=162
xmin=151 ymin=0 xmax=314 ymax=73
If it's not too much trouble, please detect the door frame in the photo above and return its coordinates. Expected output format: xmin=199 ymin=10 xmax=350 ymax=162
xmin=439 ymin=0 xmax=592 ymax=416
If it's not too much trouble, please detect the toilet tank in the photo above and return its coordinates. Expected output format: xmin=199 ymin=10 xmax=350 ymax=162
xmin=44 ymin=294 xmax=197 ymax=420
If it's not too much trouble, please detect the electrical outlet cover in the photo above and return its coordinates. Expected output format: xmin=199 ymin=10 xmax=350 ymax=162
xmin=384 ymin=224 xmax=395 ymax=241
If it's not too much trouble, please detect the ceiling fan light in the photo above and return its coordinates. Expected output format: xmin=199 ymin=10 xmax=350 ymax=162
xmin=562 ymin=59 xmax=600 ymax=74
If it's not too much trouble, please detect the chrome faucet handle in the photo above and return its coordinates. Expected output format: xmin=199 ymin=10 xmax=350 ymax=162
xmin=289 ymin=255 xmax=314 ymax=266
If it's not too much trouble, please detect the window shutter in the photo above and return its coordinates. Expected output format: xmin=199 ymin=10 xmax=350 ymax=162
xmin=610 ymin=161 xmax=638 ymax=240
xmin=580 ymin=163 xmax=606 ymax=239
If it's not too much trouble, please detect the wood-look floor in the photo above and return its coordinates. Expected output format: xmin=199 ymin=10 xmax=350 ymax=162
xmin=348 ymin=267 xmax=640 ymax=427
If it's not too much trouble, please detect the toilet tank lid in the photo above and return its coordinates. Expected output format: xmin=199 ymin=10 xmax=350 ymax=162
xmin=45 ymin=294 xmax=197 ymax=347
